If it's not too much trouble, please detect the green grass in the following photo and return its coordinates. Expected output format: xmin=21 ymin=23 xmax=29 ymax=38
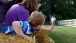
xmin=45 ymin=25 xmax=76 ymax=43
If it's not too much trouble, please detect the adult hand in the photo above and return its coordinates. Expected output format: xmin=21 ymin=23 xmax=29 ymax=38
xmin=38 ymin=3 xmax=42 ymax=8
xmin=37 ymin=3 xmax=42 ymax=10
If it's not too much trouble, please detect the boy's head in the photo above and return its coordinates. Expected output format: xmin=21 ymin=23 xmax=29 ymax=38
xmin=28 ymin=11 xmax=46 ymax=27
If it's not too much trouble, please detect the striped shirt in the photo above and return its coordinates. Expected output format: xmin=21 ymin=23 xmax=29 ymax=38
xmin=4 ymin=21 xmax=35 ymax=36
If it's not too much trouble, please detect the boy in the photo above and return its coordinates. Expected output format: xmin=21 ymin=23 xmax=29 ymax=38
xmin=0 ymin=11 xmax=54 ymax=38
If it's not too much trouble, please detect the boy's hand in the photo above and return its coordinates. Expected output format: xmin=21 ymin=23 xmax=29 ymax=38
xmin=24 ymin=35 xmax=32 ymax=40
xmin=48 ymin=26 xmax=54 ymax=32
xmin=25 ymin=35 xmax=31 ymax=39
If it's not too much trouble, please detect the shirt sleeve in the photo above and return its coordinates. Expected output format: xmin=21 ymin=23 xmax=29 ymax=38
xmin=19 ymin=21 xmax=24 ymax=27
xmin=17 ymin=10 xmax=29 ymax=21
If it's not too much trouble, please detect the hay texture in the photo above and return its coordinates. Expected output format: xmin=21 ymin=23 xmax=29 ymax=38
xmin=32 ymin=30 xmax=55 ymax=43
xmin=0 ymin=31 xmax=55 ymax=43
xmin=0 ymin=33 xmax=36 ymax=43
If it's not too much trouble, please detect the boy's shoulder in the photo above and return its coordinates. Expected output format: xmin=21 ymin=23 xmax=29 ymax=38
xmin=19 ymin=21 xmax=30 ymax=26
xmin=19 ymin=20 xmax=27 ymax=22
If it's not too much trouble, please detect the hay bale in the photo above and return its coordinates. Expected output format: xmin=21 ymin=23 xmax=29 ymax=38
xmin=0 ymin=31 xmax=55 ymax=43
xmin=0 ymin=33 xmax=36 ymax=43
xmin=32 ymin=30 xmax=55 ymax=43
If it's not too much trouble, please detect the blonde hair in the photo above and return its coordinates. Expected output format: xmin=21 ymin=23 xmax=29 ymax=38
xmin=28 ymin=11 xmax=46 ymax=27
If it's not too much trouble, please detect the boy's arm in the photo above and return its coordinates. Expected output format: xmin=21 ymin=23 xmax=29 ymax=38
xmin=40 ymin=26 xmax=54 ymax=32
xmin=12 ymin=21 xmax=30 ymax=38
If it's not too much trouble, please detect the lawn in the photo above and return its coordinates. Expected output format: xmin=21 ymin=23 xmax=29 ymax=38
xmin=45 ymin=25 xmax=76 ymax=43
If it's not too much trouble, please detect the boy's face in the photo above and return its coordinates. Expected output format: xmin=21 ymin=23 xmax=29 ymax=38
xmin=34 ymin=25 xmax=41 ymax=31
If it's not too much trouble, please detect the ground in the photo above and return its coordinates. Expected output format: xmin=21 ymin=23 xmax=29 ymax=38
xmin=46 ymin=25 xmax=76 ymax=43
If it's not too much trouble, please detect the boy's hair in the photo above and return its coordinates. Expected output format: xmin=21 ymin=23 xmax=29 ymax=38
xmin=28 ymin=11 xmax=46 ymax=27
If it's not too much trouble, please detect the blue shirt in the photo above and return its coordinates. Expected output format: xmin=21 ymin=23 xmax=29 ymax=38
xmin=1 ymin=21 xmax=35 ymax=36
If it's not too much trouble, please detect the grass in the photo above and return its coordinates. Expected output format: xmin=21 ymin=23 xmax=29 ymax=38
xmin=45 ymin=25 xmax=76 ymax=43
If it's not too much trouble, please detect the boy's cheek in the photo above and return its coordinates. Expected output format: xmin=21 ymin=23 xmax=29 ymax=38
xmin=38 ymin=25 xmax=42 ymax=29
